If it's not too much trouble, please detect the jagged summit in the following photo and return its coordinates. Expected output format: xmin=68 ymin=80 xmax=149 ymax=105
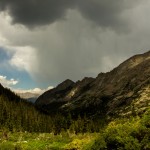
xmin=36 ymin=79 xmax=75 ymax=105
xmin=56 ymin=79 xmax=75 ymax=91
xmin=117 ymin=50 xmax=150 ymax=70
xmin=36 ymin=51 xmax=150 ymax=116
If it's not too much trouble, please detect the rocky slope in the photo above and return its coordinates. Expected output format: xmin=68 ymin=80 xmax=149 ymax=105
xmin=36 ymin=51 xmax=150 ymax=117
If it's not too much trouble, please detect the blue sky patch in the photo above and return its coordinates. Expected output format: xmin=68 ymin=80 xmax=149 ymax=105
xmin=0 ymin=47 xmax=12 ymax=63
xmin=0 ymin=47 xmax=37 ymax=89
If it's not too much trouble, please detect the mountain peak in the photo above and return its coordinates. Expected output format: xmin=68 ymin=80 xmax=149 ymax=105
xmin=35 ymin=79 xmax=75 ymax=105
xmin=118 ymin=50 xmax=150 ymax=70
xmin=56 ymin=79 xmax=74 ymax=91
xmin=36 ymin=50 xmax=150 ymax=116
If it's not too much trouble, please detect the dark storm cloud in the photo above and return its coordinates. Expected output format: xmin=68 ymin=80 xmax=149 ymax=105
xmin=0 ymin=0 xmax=140 ymax=30
xmin=0 ymin=0 xmax=74 ymax=27
xmin=76 ymin=0 xmax=136 ymax=31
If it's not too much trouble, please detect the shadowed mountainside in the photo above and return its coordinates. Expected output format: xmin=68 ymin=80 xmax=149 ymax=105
xmin=36 ymin=51 xmax=150 ymax=117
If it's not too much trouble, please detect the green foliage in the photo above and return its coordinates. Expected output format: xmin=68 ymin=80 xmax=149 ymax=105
xmin=0 ymin=141 xmax=15 ymax=150
xmin=89 ymin=108 xmax=150 ymax=150
xmin=0 ymin=132 xmax=97 ymax=150
xmin=0 ymin=109 xmax=149 ymax=149
xmin=0 ymin=83 xmax=150 ymax=149
xmin=0 ymin=95 xmax=53 ymax=133
xmin=85 ymin=135 xmax=106 ymax=150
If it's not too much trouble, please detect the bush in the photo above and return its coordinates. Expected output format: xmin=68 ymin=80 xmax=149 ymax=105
xmin=89 ymin=108 xmax=150 ymax=150
xmin=86 ymin=135 xmax=106 ymax=150
xmin=0 ymin=141 xmax=15 ymax=150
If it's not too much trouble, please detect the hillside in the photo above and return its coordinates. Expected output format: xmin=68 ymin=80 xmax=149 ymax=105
xmin=0 ymin=84 xmax=54 ymax=132
xmin=36 ymin=51 xmax=150 ymax=117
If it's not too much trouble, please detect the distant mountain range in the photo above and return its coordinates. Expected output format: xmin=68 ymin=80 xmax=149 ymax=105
xmin=16 ymin=92 xmax=40 ymax=103
xmin=36 ymin=51 xmax=150 ymax=117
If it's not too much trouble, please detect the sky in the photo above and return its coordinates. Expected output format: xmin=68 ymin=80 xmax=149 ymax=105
xmin=0 ymin=0 xmax=150 ymax=93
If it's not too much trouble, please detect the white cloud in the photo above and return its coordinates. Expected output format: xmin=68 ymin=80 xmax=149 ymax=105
xmin=9 ymin=46 xmax=37 ymax=74
xmin=0 ymin=75 xmax=18 ymax=87
xmin=0 ymin=74 xmax=53 ymax=94
xmin=14 ymin=86 xmax=54 ymax=95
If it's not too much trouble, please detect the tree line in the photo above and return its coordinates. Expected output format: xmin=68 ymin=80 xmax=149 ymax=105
xmin=0 ymin=84 xmax=105 ymax=134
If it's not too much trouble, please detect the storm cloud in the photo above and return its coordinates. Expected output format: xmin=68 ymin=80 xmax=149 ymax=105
xmin=0 ymin=1 xmax=150 ymax=87
xmin=0 ymin=0 xmax=141 ymax=30
xmin=0 ymin=0 xmax=74 ymax=28
xmin=76 ymin=0 xmax=140 ymax=31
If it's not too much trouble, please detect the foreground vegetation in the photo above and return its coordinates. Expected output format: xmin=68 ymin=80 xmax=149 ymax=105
xmin=0 ymin=84 xmax=150 ymax=149
xmin=0 ymin=108 xmax=149 ymax=150
xmin=89 ymin=108 xmax=150 ymax=150
xmin=0 ymin=132 xmax=98 ymax=150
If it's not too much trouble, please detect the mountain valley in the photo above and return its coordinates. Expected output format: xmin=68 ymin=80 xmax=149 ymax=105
xmin=0 ymin=51 xmax=150 ymax=150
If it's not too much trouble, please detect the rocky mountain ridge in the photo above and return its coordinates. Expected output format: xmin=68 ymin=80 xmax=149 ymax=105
xmin=36 ymin=51 xmax=150 ymax=117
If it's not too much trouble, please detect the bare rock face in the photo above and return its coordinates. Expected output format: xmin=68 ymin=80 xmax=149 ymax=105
xmin=36 ymin=51 xmax=150 ymax=116
xmin=35 ymin=79 xmax=75 ymax=105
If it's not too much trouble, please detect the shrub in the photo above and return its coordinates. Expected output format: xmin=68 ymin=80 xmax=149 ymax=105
xmin=0 ymin=141 xmax=15 ymax=150
xmin=89 ymin=108 xmax=150 ymax=150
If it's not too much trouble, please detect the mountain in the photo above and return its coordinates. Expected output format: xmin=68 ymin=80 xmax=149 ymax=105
xmin=36 ymin=79 xmax=75 ymax=105
xmin=0 ymin=84 xmax=21 ymax=102
xmin=36 ymin=51 xmax=150 ymax=117
xmin=16 ymin=92 xmax=40 ymax=103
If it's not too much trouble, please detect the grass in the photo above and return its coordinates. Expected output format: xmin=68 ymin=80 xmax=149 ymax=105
xmin=0 ymin=132 xmax=98 ymax=150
